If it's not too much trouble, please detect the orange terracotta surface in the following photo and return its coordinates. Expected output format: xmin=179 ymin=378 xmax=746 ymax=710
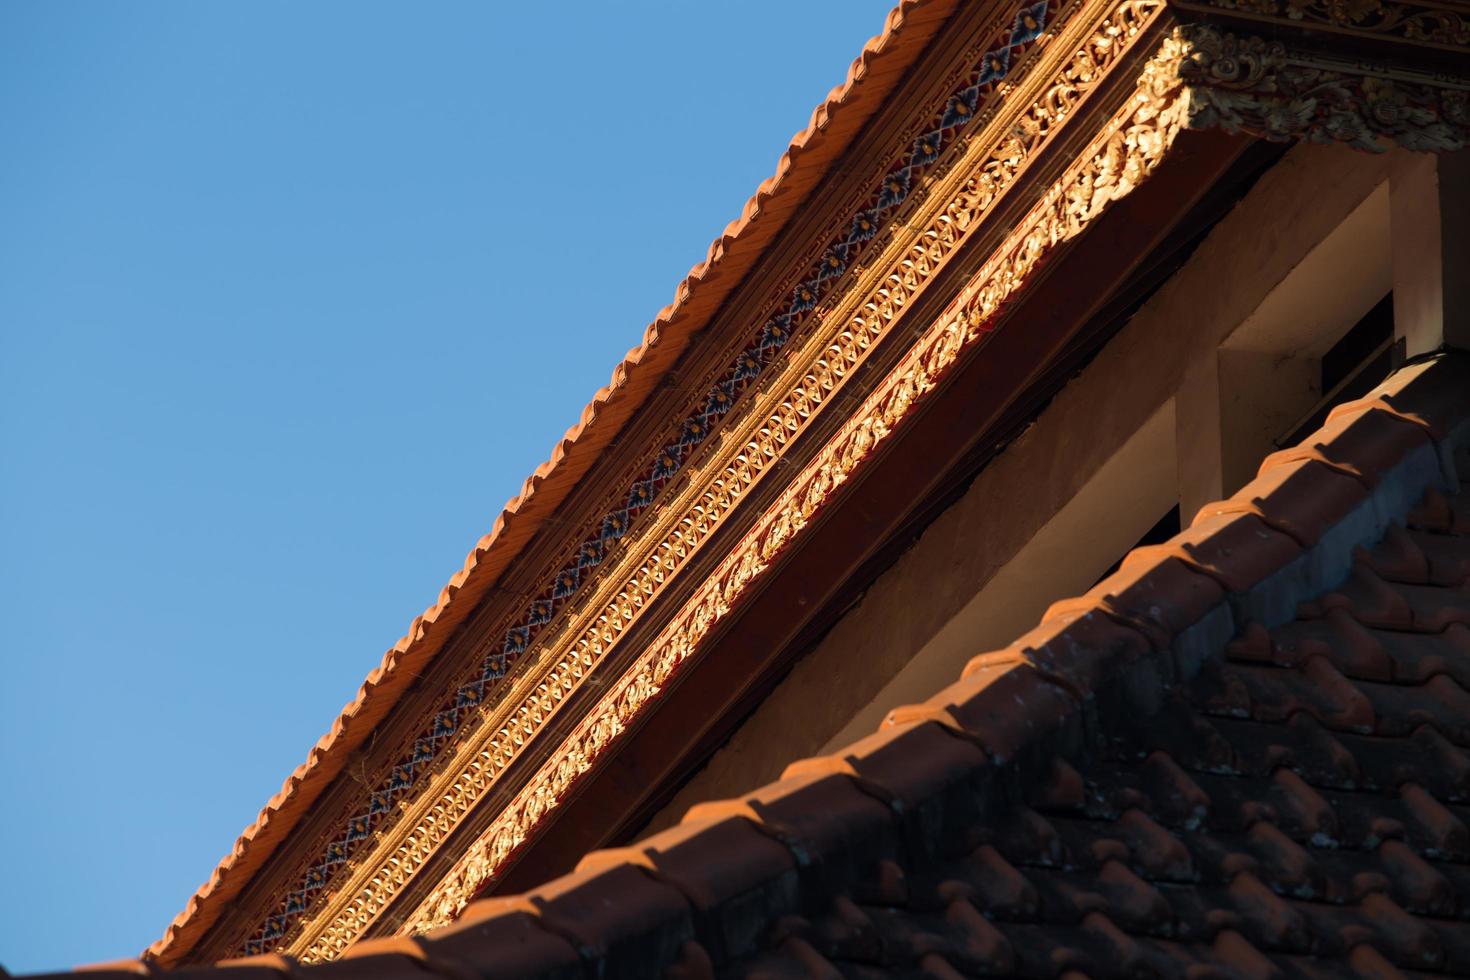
xmin=147 ymin=0 xmax=963 ymax=962
xmin=41 ymin=356 xmax=1470 ymax=973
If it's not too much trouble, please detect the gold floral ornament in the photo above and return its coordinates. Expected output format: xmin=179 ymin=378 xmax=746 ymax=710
xmin=234 ymin=5 xmax=1470 ymax=961
xmin=1295 ymin=0 xmax=1386 ymax=24
xmin=1177 ymin=25 xmax=1470 ymax=151
xmin=402 ymin=28 xmax=1202 ymax=938
xmin=402 ymin=18 xmax=1470 ymax=938
xmin=1193 ymin=0 xmax=1470 ymax=46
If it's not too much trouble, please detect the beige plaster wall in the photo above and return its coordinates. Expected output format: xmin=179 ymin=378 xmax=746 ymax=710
xmin=639 ymin=141 xmax=1394 ymax=837
xmin=824 ymin=401 xmax=1179 ymax=750
xmin=1217 ymin=350 xmax=1321 ymax=497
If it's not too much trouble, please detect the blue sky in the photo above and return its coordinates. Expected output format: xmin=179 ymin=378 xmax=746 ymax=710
xmin=0 ymin=2 xmax=896 ymax=970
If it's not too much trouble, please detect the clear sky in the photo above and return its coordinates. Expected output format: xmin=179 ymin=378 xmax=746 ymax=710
xmin=0 ymin=2 xmax=896 ymax=971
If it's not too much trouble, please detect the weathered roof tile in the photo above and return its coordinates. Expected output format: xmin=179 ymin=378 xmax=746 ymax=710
xmin=36 ymin=355 xmax=1470 ymax=978
xmin=1200 ymin=458 xmax=1370 ymax=547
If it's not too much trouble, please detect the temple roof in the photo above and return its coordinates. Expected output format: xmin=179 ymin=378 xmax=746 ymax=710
xmin=34 ymin=349 xmax=1470 ymax=976
xmin=149 ymin=0 xmax=966 ymax=961
xmin=138 ymin=0 xmax=1470 ymax=957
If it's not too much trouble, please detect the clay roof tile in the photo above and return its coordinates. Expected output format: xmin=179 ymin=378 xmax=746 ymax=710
xmin=50 ymin=357 xmax=1470 ymax=975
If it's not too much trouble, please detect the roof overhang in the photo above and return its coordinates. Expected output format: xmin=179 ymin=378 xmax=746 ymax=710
xmin=155 ymin=0 xmax=1470 ymax=964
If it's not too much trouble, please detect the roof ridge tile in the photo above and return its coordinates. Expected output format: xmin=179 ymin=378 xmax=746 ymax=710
xmin=1261 ymin=407 xmax=1435 ymax=488
xmin=47 ymin=360 xmax=1470 ymax=977
xmin=414 ymin=908 xmax=579 ymax=980
xmin=1198 ymin=459 xmax=1371 ymax=548
xmin=1124 ymin=512 xmax=1303 ymax=593
xmin=885 ymin=660 xmax=1080 ymax=765
xmin=1006 ymin=610 xmax=1154 ymax=697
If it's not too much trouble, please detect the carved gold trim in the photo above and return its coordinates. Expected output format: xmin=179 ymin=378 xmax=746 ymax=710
xmin=1177 ymin=24 xmax=1470 ymax=150
xmin=214 ymin=0 xmax=1064 ymax=956
xmin=275 ymin=0 xmax=1173 ymax=960
xmin=402 ymin=18 xmax=1470 ymax=934
xmin=259 ymin=10 xmax=1470 ymax=959
xmin=1183 ymin=0 xmax=1470 ymax=47
xmin=404 ymin=31 xmax=1203 ymax=934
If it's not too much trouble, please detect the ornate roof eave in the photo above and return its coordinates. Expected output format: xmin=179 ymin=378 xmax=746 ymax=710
xmin=157 ymin=0 xmax=1470 ymax=966
xmin=148 ymin=0 xmax=966 ymax=964
xmin=1172 ymin=0 xmax=1470 ymax=153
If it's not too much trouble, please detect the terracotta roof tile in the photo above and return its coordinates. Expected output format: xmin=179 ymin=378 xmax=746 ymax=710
xmin=1009 ymin=608 xmax=1155 ymax=697
xmin=1198 ymin=458 xmax=1372 ymax=547
xmin=889 ymin=658 xmax=1080 ymax=765
xmin=518 ymin=862 xmax=692 ymax=968
xmin=414 ymin=910 xmax=579 ymax=980
xmin=34 ymin=354 xmax=1470 ymax=976
xmin=149 ymin=0 xmax=965 ymax=961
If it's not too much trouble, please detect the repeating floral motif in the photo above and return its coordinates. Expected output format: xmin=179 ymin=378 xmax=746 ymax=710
xmin=1178 ymin=25 xmax=1470 ymax=151
xmin=1195 ymin=0 xmax=1470 ymax=45
xmin=292 ymin=0 xmax=1167 ymax=957
xmin=404 ymin=43 xmax=1204 ymax=934
xmin=238 ymin=0 xmax=1059 ymax=956
xmin=235 ymin=5 xmax=1470 ymax=960
xmin=401 ymin=19 xmax=1470 ymax=939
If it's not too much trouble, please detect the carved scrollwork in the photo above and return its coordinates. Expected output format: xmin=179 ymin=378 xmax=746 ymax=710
xmin=233 ymin=4 xmax=1470 ymax=963
xmin=397 ymin=16 xmax=1470 ymax=945
xmin=1197 ymin=0 xmax=1470 ymax=46
xmin=260 ymin=0 xmax=1174 ymax=960
xmin=401 ymin=43 xmax=1198 ymax=938
xmin=1174 ymin=24 xmax=1286 ymax=90
xmin=1176 ymin=24 xmax=1470 ymax=151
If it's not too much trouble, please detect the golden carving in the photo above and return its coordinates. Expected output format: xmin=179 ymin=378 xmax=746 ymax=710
xmin=403 ymin=31 xmax=1199 ymax=936
xmin=1191 ymin=0 xmax=1470 ymax=46
xmin=213 ymin=0 xmax=1067 ymax=956
xmin=274 ymin=0 xmax=1171 ymax=959
xmin=248 ymin=10 xmax=1470 ymax=961
xmin=1177 ymin=25 xmax=1470 ymax=150
xmin=401 ymin=19 xmax=1470 ymax=933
